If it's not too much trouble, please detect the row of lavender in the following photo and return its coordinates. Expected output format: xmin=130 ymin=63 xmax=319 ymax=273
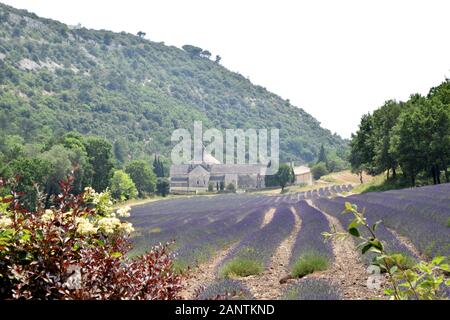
xmin=217 ymin=204 xmax=296 ymax=275
xmin=289 ymin=201 xmax=333 ymax=268
xmin=314 ymin=183 xmax=450 ymax=260
xmin=313 ymin=197 xmax=418 ymax=266
xmin=174 ymin=206 xmax=269 ymax=269
xmin=347 ymin=185 xmax=450 ymax=227
xmin=129 ymin=194 xmax=270 ymax=250
xmin=348 ymin=184 xmax=450 ymax=258
xmin=263 ymin=184 xmax=354 ymax=205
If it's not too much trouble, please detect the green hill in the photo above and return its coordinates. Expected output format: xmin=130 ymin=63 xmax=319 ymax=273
xmin=0 ymin=2 xmax=348 ymax=164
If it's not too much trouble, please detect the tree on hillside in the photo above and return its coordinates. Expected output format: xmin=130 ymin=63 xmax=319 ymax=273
xmin=215 ymin=55 xmax=221 ymax=64
xmin=317 ymin=144 xmax=327 ymax=164
xmin=200 ymin=50 xmax=211 ymax=59
xmin=103 ymin=33 xmax=112 ymax=46
xmin=110 ymin=170 xmax=137 ymax=201
xmin=113 ymin=139 xmax=129 ymax=164
xmin=137 ymin=31 xmax=146 ymax=38
xmin=182 ymin=45 xmax=203 ymax=58
xmin=125 ymin=160 xmax=157 ymax=197
xmin=83 ymin=137 xmax=114 ymax=192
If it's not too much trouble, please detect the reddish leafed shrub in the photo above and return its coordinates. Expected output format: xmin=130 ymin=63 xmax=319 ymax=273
xmin=0 ymin=176 xmax=183 ymax=300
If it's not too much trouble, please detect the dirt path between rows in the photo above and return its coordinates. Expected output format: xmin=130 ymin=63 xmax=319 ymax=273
xmin=261 ymin=207 xmax=276 ymax=227
xmin=179 ymin=242 xmax=238 ymax=299
xmin=180 ymin=207 xmax=276 ymax=299
xmin=386 ymin=227 xmax=424 ymax=260
xmin=237 ymin=206 xmax=302 ymax=300
xmin=306 ymin=200 xmax=385 ymax=300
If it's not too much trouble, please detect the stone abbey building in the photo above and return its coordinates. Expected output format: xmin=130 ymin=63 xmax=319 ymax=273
xmin=169 ymin=152 xmax=313 ymax=193
xmin=169 ymin=152 xmax=266 ymax=192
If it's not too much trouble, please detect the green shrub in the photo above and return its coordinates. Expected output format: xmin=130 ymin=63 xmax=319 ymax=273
xmin=226 ymin=183 xmax=236 ymax=192
xmin=110 ymin=170 xmax=138 ymax=201
xmin=292 ymin=252 xmax=329 ymax=278
xmin=311 ymin=162 xmax=329 ymax=180
xmin=220 ymin=257 xmax=264 ymax=278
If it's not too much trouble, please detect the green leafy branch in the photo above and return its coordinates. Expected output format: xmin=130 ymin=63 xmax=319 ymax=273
xmin=322 ymin=202 xmax=449 ymax=300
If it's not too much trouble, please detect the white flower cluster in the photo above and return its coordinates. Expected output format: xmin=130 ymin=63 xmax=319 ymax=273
xmin=116 ymin=206 xmax=131 ymax=218
xmin=83 ymin=187 xmax=113 ymax=207
xmin=120 ymin=222 xmax=134 ymax=234
xmin=0 ymin=216 xmax=13 ymax=229
xmin=75 ymin=217 xmax=98 ymax=235
xmin=41 ymin=209 xmax=54 ymax=222
xmin=76 ymin=187 xmax=135 ymax=236
xmin=97 ymin=217 xmax=122 ymax=234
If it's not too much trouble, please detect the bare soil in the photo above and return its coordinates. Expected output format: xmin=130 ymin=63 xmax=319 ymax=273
xmin=387 ymin=227 xmax=425 ymax=260
xmin=261 ymin=207 xmax=276 ymax=227
xmin=306 ymin=200 xmax=386 ymax=300
xmin=180 ymin=207 xmax=276 ymax=299
xmin=235 ymin=206 xmax=302 ymax=299
xmin=179 ymin=242 xmax=238 ymax=300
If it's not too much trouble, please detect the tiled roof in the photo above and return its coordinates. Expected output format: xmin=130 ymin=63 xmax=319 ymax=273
xmin=210 ymin=164 xmax=263 ymax=174
xmin=294 ymin=166 xmax=311 ymax=175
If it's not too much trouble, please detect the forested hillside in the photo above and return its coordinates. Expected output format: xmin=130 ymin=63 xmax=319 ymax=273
xmin=0 ymin=2 xmax=347 ymax=164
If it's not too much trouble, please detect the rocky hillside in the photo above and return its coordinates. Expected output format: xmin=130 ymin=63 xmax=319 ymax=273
xmin=0 ymin=2 xmax=348 ymax=163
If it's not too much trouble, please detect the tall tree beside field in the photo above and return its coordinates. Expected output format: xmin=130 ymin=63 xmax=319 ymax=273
xmin=390 ymin=101 xmax=426 ymax=187
xmin=156 ymin=178 xmax=170 ymax=197
xmin=276 ymin=163 xmax=294 ymax=191
xmin=83 ymin=137 xmax=114 ymax=192
xmin=110 ymin=170 xmax=137 ymax=201
xmin=62 ymin=132 xmax=93 ymax=193
xmin=125 ymin=160 xmax=157 ymax=197
xmin=350 ymin=79 xmax=450 ymax=187
xmin=153 ymin=156 xmax=166 ymax=177
xmin=349 ymin=113 xmax=376 ymax=183
xmin=414 ymin=99 xmax=450 ymax=184
xmin=371 ymin=100 xmax=402 ymax=178
xmin=428 ymin=81 xmax=450 ymax=182
xmin=390 ymin=95 xmax=450 ymax=186
xmin=6 ymin=158 xmax=51 ymax=210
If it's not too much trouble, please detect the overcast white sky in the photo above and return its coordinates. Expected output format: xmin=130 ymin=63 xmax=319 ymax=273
xmin=3 ymin=0 xmax=450 ymax=138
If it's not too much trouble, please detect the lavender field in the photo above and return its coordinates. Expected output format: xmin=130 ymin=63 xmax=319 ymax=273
xmin=128 ymin=183 xmax=450 ymax=300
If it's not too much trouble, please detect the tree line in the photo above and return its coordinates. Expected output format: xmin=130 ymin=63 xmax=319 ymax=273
xmin=0 ymin=131 xmax=171 ymax=210
xmin=350 ymin=79 xmax=450 ymax=186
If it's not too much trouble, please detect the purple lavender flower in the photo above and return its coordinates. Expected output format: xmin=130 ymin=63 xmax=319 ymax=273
xmin=281 ymin=278 xmax=341 ymax=300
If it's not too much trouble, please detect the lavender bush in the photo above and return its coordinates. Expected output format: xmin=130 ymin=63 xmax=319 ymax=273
xmin=289 ymin=201 xmax=333 ymax=275
xmin=195 ymin=279 xmax=254 ymax=300
xmin=281 ymin=278 xmax=341 ymax=300
xmin=218 ymin=204 xmax=295 ymax=277
xmin=174 ymin=206 xmax=268 ymax=270
xmin=313 ymin=197 xmax=418 ymax=265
